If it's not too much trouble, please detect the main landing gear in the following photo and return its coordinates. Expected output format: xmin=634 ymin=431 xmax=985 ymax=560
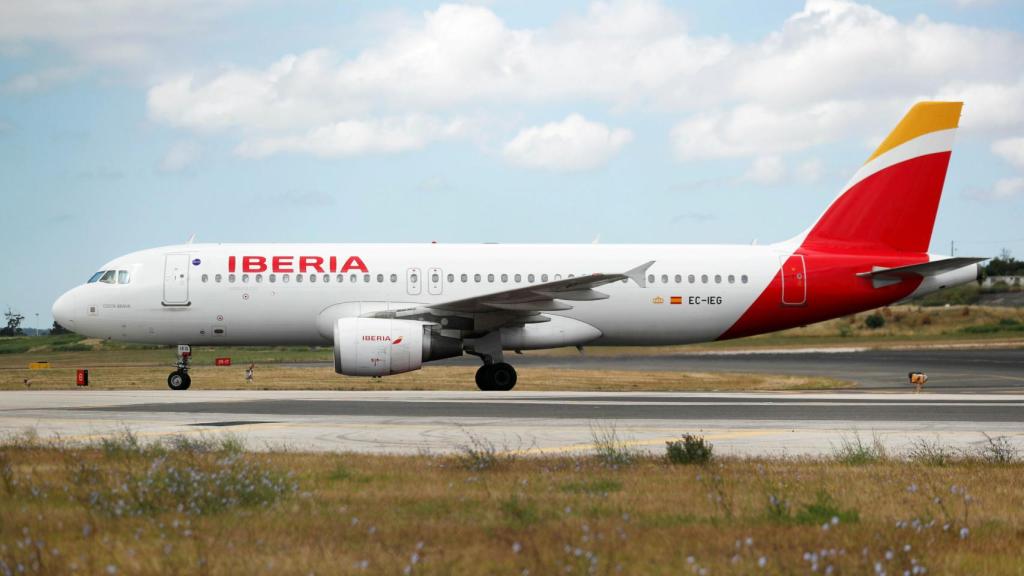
xmin=168 ymin=344 xmax=192 ymax=391
xmin=475 ymin=362 xmax=517 ymax=391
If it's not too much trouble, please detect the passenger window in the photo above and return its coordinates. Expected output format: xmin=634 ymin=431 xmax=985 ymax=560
xmin=432 ymin=273 xmax=440 ymax=283
xmin=514 ymin=274 xmax=521 ymax=283
xmin=118 ymin=270 xmax=131 ymax=284
xmin=715 ymin=274 xmax=722 ymax=284
xmin=323 ymin=274 xmax=330 ymax=283
xmin=728 ymin=275 xmax=735 ymax=284
xmin=487 ymin=274 xmax=495 ymax=283
xmin=363 ymin=274 xmax=370 ymax=283
xmin=500 ymin=273 xmax=508 ymax=283
xmin=647 ymin=274 xmax=655 ymax=284
xmin=741 ymin=274 xmax=749 ymax=284
xmin=390 ymin=273 xmax=398 ymax=283
xmin=256 ymin=274 xmax=263 ymax=283
xmin=202 ymin=274 xmax=209 ymax=283
xmin=541 ymin=274 xmax=548 ymax=282
xmin=474 ymin=274 xmax=481 ymax=283
xmin=242 ymin=274 xmax=250 ymax=283
xmin=461 ymin=274 xmax=468 ymax=283
xmin=228 ymin=274 xmax=236 ymax=283
xmin=661 ymin=274 xmax=668 ymax=284
xmin=269 ymin=274 xmax=276 ymax=283
xmin=688 ymin=274 xmax=695 ymax=284
xmin=674 ymin=274 xmax=682 ymax=284
xmin=283 ymin=274 xmax=290 ymax=283
xmin=215 ymin=274 xmax=222 ymax=283
xmin=410 ymin=274 xmax=418 ymax=283
xmin=701 ymin=274 xmax=708 ymax=284
xmin=377 ymin=274 xmax=384 ymax=283
xmin=337 ymin=274 xmax=343 ymax=283
xmin=309 ymin=274 xmax=316 ymax=283
xmin=296 ymin=274 xmax=303 ymax=283
xmin=88 ymin=271 xmax=104 ymax=283
xmin=554 ymin=274 xmax=562 ymax=280
xmin=447 ymin=273 xmax=454 ymax=283
xmin=350 ymin=274 xmax=357 ymax=283
xmin=100 ymin=270 xmax=117 ymax=284
xmin=528 ymin=274 xmax=535 ymax=283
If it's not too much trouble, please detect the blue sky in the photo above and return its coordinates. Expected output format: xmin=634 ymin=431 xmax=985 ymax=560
xmin=2 ymin=0 xmax=1023 ymax=328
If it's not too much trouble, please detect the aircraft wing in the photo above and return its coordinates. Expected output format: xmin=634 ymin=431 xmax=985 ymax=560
xmin=856 ymin=257 xmax=986 ymax=280
xmin=368 ymin=260 xmax=654 ymax=327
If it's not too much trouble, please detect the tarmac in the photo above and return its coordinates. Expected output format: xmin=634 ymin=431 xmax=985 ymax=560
xmin=2 ymin=389 xmax=1022 ymax=457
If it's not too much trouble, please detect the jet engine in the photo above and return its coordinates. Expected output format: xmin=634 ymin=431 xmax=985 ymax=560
xmin=333 ymin=317 xmax=462 ymax=376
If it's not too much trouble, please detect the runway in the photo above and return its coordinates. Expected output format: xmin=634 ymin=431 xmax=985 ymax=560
xmin=437 ymin=346 xmax=1024 ymax=393
xmin=3 ymin=390 xmax=1022 ymax=456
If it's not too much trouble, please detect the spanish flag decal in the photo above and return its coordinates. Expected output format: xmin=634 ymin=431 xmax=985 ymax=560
xmin=670 ymin=296 xmax=683 ymax=305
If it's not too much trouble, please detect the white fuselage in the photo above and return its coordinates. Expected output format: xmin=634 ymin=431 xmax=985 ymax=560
xmin=54 ymin=243 xmax=792 ymax=347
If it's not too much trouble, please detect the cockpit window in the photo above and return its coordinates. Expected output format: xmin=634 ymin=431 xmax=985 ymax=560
xmin=88 ymin=271 xmax=104 ymax=283
xmin=99 ymin=270 xmax=117 ymax=284
xmin=118 ymin=270 xmax=131 ymax=284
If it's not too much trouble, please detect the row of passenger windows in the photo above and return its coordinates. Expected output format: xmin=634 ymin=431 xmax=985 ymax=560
xmin=200 ymin=271 xmax=749 ymax=286
xmin=87 ymin=270 xmax=132 ymax=284
xmin=649 ymin=273 xmax=748 ymax=285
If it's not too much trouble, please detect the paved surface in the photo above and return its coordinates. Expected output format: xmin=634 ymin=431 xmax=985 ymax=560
xmin=435 ymin=347 xmax=1024 ymax=393
xmin=2 ymin=390 xmax=1022 ymax=456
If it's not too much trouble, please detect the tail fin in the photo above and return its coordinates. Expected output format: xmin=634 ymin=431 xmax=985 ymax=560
xmin=796 ymin=101 xmax=963 ymax=253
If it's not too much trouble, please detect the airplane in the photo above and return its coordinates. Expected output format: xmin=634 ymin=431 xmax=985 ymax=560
xmin=52 ymin=101 xmax=984 ymax=391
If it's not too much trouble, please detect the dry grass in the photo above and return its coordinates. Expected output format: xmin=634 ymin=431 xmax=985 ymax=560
xmin=1 ymin=434 xmax=1022 ymax=574
xmin=0 ymin=365 xmax=848 ymax=392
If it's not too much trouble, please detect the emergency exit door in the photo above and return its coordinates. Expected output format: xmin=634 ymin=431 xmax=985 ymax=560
xmin=163 ymin=254 xmax=190 ymax=306
xmin=779 ymin=254 xmax=807 ymax=306
xmin=406 ymin=267 xmax=422 ymax=296
xmin=428 ymin=267 xmax=443 ymax=295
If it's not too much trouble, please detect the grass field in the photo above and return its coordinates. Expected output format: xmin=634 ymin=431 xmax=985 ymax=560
xmin=1 ymin=432 xmax=1021 ymax=575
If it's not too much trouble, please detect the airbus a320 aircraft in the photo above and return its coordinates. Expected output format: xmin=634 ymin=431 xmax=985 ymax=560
xmin=53 ymin=102 xmax=983 ymax=391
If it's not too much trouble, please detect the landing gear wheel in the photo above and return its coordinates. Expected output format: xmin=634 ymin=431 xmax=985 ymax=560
xmin=167 ymin=370 xmax=191 ymax=391
xmin=475 ymin=362 xmax=517 ymax=391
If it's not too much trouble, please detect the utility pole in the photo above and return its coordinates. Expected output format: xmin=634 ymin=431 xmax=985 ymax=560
xmin=950 ymin=240 xmax=955 ymax=256
xmin=35 ymin=313 xmax=39 ymax=336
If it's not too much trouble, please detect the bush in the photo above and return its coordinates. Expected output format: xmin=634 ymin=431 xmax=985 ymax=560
xmin=665 ymin=434 xmax=713 ymax=465
xmin=864 ymin=313 xmax=886 ymax=329
xmin=591 ymin=424 xmax=638 ymax=467
xmin=832 ymin=432 xmax=887 ymax=464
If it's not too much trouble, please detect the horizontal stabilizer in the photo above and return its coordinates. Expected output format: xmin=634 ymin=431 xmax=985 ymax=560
xmin=856 ymin=257 xmax=985 ymax=280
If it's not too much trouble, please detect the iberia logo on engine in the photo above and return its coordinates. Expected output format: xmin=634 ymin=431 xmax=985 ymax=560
xmin=228 ymin=255 xmax=368 ymax=273
xmin=362 ymin=336 xmax=403 ymax=345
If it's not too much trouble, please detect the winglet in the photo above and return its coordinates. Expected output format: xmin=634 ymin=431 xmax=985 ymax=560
xmin=624 ymin=260 xmax=655 ymax=288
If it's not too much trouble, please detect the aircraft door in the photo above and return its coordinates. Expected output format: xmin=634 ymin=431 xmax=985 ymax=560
xmin=406 ymin=268 xmax=422 ymax=296
xmin=779 ymin=254 xmax=807 ymax=306
xmin=163 ymin=253 xmax=191 ymax=306
xmin=428 ymin=267 xmax=443 ymax=295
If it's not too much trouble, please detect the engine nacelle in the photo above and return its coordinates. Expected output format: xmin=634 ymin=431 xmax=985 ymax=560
xmin=333 ymin=317 xmax=462 ymax=376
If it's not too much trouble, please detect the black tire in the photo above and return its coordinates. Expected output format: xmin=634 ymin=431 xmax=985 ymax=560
xmin=167 ymin=371 xmax=191 ymax=391
xmin=476 ymin=363 xmax=517 ymax=391
xmin=475 ymin=364 xmax=494 ymax=391
xmin=491 ymin=363 xmax=517 ymax=391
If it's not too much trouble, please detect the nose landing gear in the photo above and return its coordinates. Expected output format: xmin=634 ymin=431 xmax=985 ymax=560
xmin=168 ymin=344 xmax=192 ymax=391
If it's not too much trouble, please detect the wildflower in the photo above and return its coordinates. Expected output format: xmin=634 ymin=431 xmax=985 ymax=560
xmin=959 ymin=527 xmax=969 ymax=539
xmin=512 ymin=542 xmax=522 ymax=554
xmin=106 ymin=565 xmax=118 ymax=574
xmin=758 ymin=556 xmax=768 ymax=568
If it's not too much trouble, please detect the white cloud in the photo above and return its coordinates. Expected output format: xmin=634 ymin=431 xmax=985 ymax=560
xmin=0 ymin=0 xmax=251 ymax=67
xmin=236 ymin=116 xmax=465 ymax=158
xmin=136 ymin=0 xmax=1024 ymax=163
xmin=970 ymin=177 xmax=1024 ymax=200
xmin=502 ymin=114 xmax=632 ymax=172
xmin=992 ymin=137 xmax=1024 ymax=168
xmin=743 ymin=155 xmax=786 ymax=184
xmin=159 ymin=141 xmax=201 ymax=172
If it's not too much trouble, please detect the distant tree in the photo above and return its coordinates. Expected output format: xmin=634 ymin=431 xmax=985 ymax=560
xmin=50 ymin=321 xmax=71 ymax=335
xmin=864 ymin=313 xmax=886 ymax=330
xmin=1 ymin=307 xmax=25 ymax=337
xmin=983 ymin=248 xmax=1024 ymax=277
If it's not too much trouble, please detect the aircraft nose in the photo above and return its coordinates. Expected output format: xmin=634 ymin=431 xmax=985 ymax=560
xmin=52 ymin=290 xmax=76 ymax=329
